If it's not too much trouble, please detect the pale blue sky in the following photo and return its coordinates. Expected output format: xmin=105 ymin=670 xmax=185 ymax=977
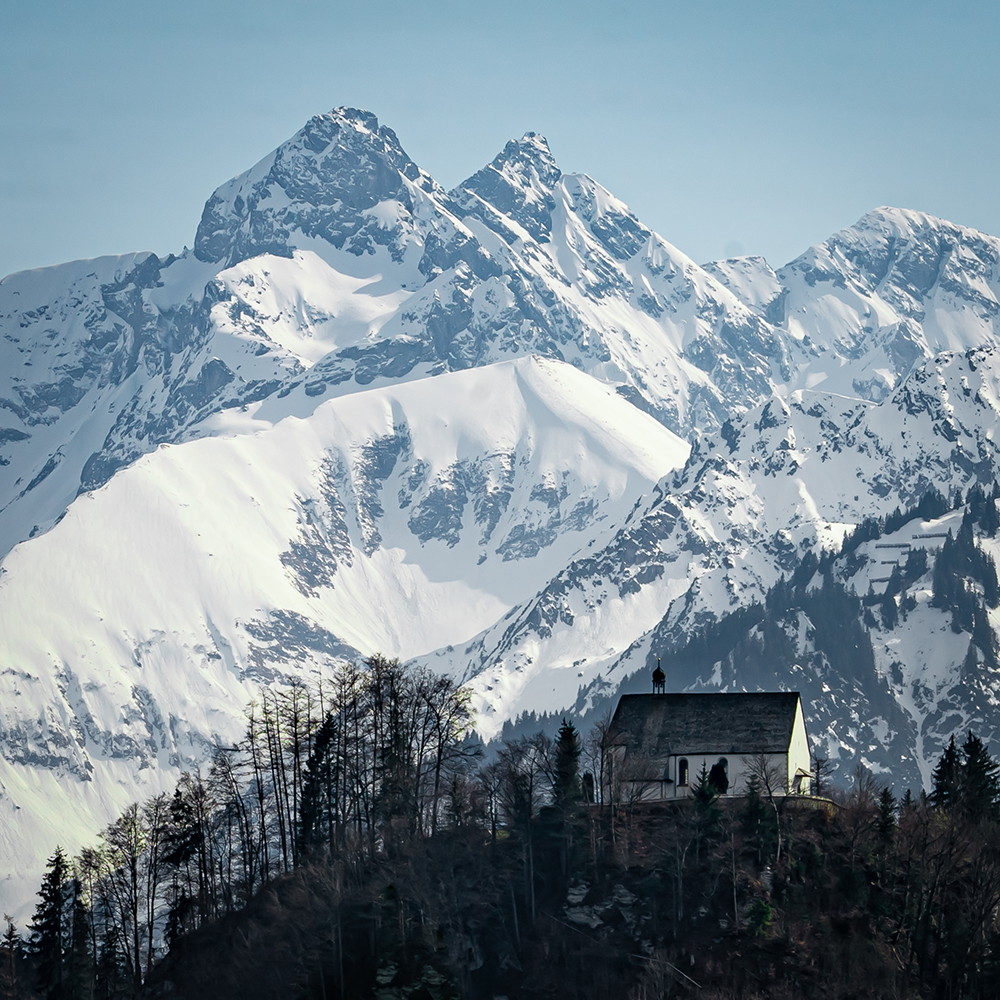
xmin=2 ymin=0 xmax=999 ymax=279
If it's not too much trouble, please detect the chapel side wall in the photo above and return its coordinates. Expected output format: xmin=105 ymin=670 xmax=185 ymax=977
xmin=788 ymin=699 xmax=812 ymax=792
xmin=640 ymin=781 xmax=667 ymax=802
xmin=728 ymin=753 xmax=790 ymax=796
xmin=619 ymin=750 xmax=795 ymax=802
xmin=664 ymin=753 xmax=789 ymax=798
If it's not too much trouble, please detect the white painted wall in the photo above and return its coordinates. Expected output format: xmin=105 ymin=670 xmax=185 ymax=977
xmin=787 ymin=698 xmax=812 ymax=794
xmin=605 ymin=695 xmax=814 ymax=801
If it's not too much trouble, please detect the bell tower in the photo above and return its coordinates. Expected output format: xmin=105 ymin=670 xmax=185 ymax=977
xmin=652 ymin=657 xmax=666 ymax=695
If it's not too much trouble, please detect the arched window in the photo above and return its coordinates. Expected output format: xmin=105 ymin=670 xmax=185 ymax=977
xmin=678 ymin=758 xmax=689 ymax=786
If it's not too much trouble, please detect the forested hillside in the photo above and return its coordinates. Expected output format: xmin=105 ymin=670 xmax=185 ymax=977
xmin=4 ymin=655 xmax=1000 ymax=999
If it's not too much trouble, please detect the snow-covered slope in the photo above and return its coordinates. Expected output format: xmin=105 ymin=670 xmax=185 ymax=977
xmin=6 ymin=114 xmax=999 ymax=575
xmin=6 ymin=106 xmax=1000 ymax=914
xmin=710 ymin=207 xmax=1000 ymax=402
xmin=428 ymin=344 xmax=1000 ymax=743
xmin=0 ymin=108 xmax=768 ymax=569
xmin=0 ymin=356 xmax=686 ymax=911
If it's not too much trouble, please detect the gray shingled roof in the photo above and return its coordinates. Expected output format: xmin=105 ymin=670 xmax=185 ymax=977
xmin=608 ymin=692 xmax=801 ymax=761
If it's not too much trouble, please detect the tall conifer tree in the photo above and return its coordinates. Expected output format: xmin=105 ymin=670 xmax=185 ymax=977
xmin=960 ymin=730 xmax=1000 ymax=821
xmin=552 ymin=719 xmax=581 ymax=808
xmin=29 ymin=847 xmax=69 ymax=996
xmin=931 ymin=736 xmax=962 ymax=811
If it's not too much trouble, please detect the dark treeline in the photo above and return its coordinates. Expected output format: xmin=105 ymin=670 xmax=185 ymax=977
xmin=833 ymin=481 xmax=999 ymax=567
xmin=5 ymin=653 xmax=1000 ymax=997
xmin=1 ymin=654 xmax=480 ymax=999
xmin=9 ymin=656 xmax=1000 ymax=1000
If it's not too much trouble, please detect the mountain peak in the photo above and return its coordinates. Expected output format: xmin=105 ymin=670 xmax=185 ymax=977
xmin=194 ymin=107 xmax=439 ymax=266
xmin=495 ymin=132 xmax=561 ymax=184
xmin=814 ymin=205 xmax=1000 ymax=259
xmin=450 ymin=132 xmax=562 ymax=242
xmin=291 ymin=107 xmax=421 ymax=169
xmin=779 ymin=203 xmax=1000 ymax=311
xmin=855 ymin=204 xmax=952 ymax=232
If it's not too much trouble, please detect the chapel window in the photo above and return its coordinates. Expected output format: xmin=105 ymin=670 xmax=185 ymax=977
xmin=678 ymin=758 xmax=689 ymax=786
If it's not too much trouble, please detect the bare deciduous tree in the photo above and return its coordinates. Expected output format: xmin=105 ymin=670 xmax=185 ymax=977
xmin=744 ymin=753 xmax=785 ymax=863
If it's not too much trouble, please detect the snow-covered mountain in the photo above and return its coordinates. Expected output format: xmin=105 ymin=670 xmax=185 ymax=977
xmin=708 ymin=205 xmax=1000 ymax=396
xmin=433 ymin=346 xmax=1000 ymax=760
xmin=4 ymin=106 xmax=1000 ymax=914
xmin=0 ymin=354 xmax=685 ymax=911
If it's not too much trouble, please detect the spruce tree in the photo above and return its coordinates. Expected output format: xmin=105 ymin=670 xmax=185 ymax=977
xmin=983 ymin=494 xmax=1000 ymax=537
xmin=64 ymin=878 xmax=92 ymax=1000
xmin=1 ymin=917 xmax=20 ymax=1000
xmin=161 ymin=783 xmax=202 ymax=946
xmin=959 ymin=730 xmax=1000 ymax=821
xmin=708 ymin=759 xmax=730 ymax=795
xmin=932 ymin=531 xmax=959 ymax=610
xmin=300 ymin=711 xmax=339 ymax=854
xmin=29 ymin=847 xmax=69 ymax=996
xmin=931 ymin=736 xmax=962 ymax=811
xmin=877 ymin=787 xmax=897 ymax=848
xmin=162 ymin=787 xmax=199 ymax=869
xmin=980 ymin=550 xmax=1000 ymax=608
xmin=880 ymin=590 xmax=898 ymax=630
xmin=917 ymin=487 xmax=949 ymax=521
xmin=812 ymin=756 xmax=829 ymax=797
xmin=552 ymin=719 xmax=581 ymax=809
xmin=691 ymin=765 xmax=722 ymax=863
xmin=968 ymin=483 xmax=986 ymax=521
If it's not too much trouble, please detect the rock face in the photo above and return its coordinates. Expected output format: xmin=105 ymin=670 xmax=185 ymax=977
xmin=3 ymin=106 xmax=1000 ymax=913
xmin=194 ymin=109 xmax=439 ymax=268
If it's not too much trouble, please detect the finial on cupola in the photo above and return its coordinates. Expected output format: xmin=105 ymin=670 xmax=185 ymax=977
xmin=652 ymin=657 xmax=666 ymax=694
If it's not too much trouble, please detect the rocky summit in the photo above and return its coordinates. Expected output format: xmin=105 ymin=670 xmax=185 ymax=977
xmin=2 ymin=107 xmax=1000 ymax=913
